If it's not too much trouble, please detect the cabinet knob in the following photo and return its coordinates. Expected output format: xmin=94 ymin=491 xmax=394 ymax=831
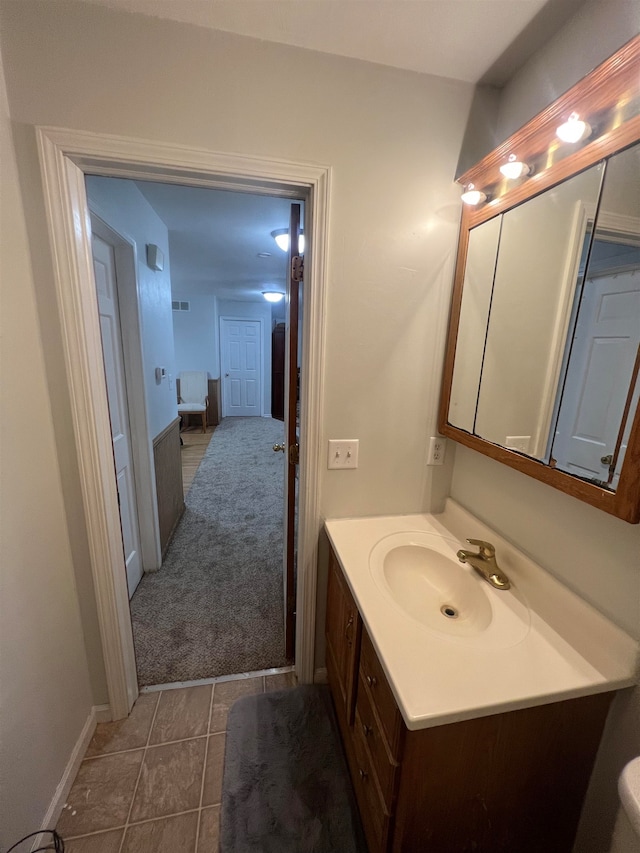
xmin=358 ymin=768 xmax=368 ymax=781
xmin=362 ymin=723 xmax=372 ymax=737
xmin=365 ymin=674 xmax=377 ymax=688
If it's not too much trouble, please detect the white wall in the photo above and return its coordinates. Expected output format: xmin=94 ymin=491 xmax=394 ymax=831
xmin=496 ymin=0 xmax=640 ymax=142
xmin=0 ymin=0 xmax=471 ymax=843
xmin=172 ymin=293 xmax=219 ymax=380
xmin=85 ymin=176 xmax=177 ymax=440
xmin=452 ymin=3 xmax=640 ymax=850
xmin=271 ymin=301 xmax=286 ymax=326
xmin=0 ymin=0 xmax=472 ymax=516
xmin=218 ymin=299 xmax=273 ymax=416
xmin=0 ymin=39 xmax=94 ymax=851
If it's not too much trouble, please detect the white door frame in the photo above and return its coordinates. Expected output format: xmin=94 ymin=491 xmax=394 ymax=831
xmin=219 ymin=316 xmax=266 ymax=418
xmin=89 ymin=212 xmax=162 ymax=577
xmin=37 ymin=126 xmax=330 ymax=719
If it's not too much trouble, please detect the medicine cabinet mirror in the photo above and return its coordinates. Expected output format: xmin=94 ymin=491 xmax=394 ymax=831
xmin=439 ymin=36 xmax=640 ymax=523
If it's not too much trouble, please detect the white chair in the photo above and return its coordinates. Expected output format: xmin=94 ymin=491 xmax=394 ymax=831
xmin=177 ymin=371 xmax=208 ymax=433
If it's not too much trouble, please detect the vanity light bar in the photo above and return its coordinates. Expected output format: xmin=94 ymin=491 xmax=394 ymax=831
xmin=456 ymin=34 xmax=640 ymax=214
xmin=460 ymin=108 xmax=599 ymax=206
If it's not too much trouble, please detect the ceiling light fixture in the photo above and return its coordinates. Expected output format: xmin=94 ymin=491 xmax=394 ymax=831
xmin=262 ymin=291 xmax=285 ymax=303
xmin=556 ymin=112 xmax=592 ymax=143
xmin=271 ymin=228 xmax=305 ymax=253
xmin=499 ymin=154 xmax=531 ymax=180
xmin=460 ymin=183 xmax=487 ymax=205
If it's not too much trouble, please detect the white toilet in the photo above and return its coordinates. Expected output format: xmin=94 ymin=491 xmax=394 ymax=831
xmin=610 ymin=757 xmax=640 ymax=852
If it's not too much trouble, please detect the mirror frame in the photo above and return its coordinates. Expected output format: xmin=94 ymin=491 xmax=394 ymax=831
xmin=439 ymin=35 xmax=640 ymax=523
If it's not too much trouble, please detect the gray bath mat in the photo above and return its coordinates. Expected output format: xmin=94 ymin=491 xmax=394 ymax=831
xmin=221 ymin=685 xmax=367 ymax=853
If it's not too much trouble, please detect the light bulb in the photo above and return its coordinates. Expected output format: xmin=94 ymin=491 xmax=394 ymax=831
xmin=556 ymin=112 xmax=592 ymax=143
xmin=262 ymin=291 xmax=285 ymax=303
xmin=499 ymin=154 xmax=530 ymax=180
xmin=460 ymin=183 xmax=487 ymax=205
xmin=271 ymin=229 xmax=305 ymax=253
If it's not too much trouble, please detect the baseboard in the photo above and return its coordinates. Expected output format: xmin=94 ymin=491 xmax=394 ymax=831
xmin=314 ymin=667 xmax=328 ymax=684
xmin=94 ymin=703 xmax=112 ymax=723
xmin=31 ymin=706 xmax=98 ymax=850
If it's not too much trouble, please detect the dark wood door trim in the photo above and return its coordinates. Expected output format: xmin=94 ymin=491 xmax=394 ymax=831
xmin=284 ymin=203 xmax=302 ymax=659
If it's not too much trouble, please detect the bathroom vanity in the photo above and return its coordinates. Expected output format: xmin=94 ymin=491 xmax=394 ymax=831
xmin=324 ymin=502 xmax=637 ymax=852
xmin=323 ymin=38 xmax=640 ymax=851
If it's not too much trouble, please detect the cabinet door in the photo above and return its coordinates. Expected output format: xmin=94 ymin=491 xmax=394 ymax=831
xmin=326 ymin=547 xmax=361 ymax=725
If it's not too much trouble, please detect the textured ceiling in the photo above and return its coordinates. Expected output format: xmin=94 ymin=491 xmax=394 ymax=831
xmin=79 ymin=0 xmax=584 ymax=85
xmin=134 ymin=181 xmax=301 ymax=301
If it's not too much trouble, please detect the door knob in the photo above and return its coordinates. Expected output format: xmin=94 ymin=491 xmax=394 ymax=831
xmin=273 ymin=443 xmax=286 ymax=453
xmin=601 ymin=454 xmax=613 ymax=465
xmin=225 ymin=372 xmax=230 ymax=377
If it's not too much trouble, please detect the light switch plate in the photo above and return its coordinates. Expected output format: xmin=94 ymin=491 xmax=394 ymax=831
xmin=328 ymin=439 xmax=359 ymax=469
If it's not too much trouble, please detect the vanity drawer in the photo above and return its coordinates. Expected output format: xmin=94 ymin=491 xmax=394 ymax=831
xmin=357 ymin=670 xmax=401 ymax=808
xmin=351 ymin=705 xmax=392 ymax=853
xmin=360 ymin=628 xmax=404 ymax=759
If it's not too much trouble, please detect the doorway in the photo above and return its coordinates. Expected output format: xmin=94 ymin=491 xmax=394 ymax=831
xmin=551 ymin=248 xmax=640 ymax=484
xmin=37 ymin=126 xmax=329 ymax=718
xmin=87 ymin=175 xmax=305 ymax=686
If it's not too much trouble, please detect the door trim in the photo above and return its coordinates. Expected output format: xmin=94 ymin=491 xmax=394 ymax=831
xmin=89 ymin=212 xmax=162 ymax=575
xmin=37 ymin=126 xmax=330 ymax=718
xmin=219 ymin=316 xmax=266 ymax=418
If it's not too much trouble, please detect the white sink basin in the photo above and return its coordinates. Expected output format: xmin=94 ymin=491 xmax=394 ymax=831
xmin=369 ymin=531 xmax=531 ymax=648
xmin=326 ymin=503 xmax=638 ymax=730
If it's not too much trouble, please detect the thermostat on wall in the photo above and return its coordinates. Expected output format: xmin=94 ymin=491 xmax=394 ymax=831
xmin=146 ymin=243 xmax=164 ymax=271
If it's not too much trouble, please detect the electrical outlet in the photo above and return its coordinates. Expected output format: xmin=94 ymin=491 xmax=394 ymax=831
xmin=427 ymin=436 xmax=446 ymax=465
xmin=328 ymin=439 xmax=359 ymax=469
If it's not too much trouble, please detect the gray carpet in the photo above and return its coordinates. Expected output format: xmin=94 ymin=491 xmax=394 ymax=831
xmin=130 ymin=416 xmax=289 ymax=685
xmin=221 ymin=686 xmax=367 ymax=853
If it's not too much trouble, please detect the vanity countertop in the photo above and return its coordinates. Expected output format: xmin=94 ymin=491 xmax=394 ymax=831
xmin=324 ymin=498 xmax=638 ymax=731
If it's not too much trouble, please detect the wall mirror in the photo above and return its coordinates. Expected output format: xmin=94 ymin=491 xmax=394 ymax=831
xmin=439 ymin=36 xmax=640 ymax=523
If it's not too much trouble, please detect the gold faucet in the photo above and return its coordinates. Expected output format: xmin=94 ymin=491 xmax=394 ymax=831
xmin=457 ymin=539 xmax=511 ymax=590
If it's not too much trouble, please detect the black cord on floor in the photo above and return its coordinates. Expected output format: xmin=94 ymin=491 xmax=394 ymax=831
xmin=6 ymin=829 xmax=64 ymax=852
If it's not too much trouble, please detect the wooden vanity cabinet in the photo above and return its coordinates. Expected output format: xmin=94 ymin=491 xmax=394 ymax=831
xmin=325 ymin=545 xmax=614 ymax=853
xmin=326 ymin=546 xmax=362 ymax=730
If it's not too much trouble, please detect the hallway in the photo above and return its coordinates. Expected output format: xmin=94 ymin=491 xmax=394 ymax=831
xmin=130 ymin=417 xmax=289 ymax=685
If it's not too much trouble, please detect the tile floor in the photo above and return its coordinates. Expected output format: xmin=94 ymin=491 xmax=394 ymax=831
xmin=57 ymin=671 xmax=296 ymax=853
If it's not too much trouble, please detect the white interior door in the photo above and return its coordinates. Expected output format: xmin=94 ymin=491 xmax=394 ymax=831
xmin=220 ymin=318 xmax=262 ymax=416
xmin=92 ymin=234 xmax=144 ymax=598
xmin=552 ymin=270 xmax=640 ymax=482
